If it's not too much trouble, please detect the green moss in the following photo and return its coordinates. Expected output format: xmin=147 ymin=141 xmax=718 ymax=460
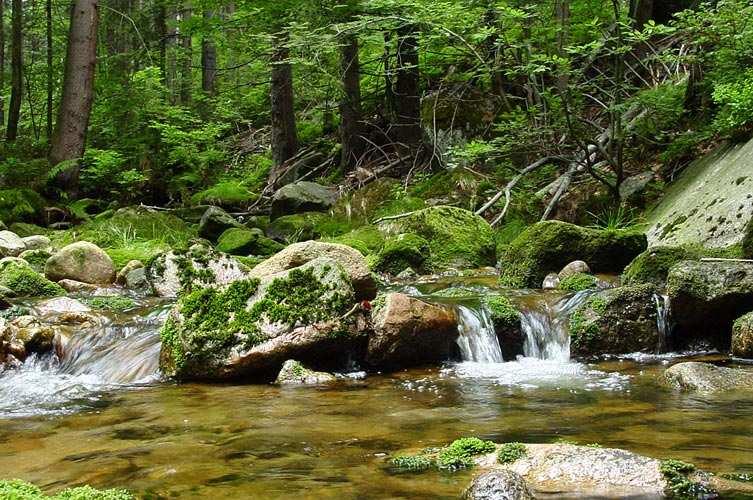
xmin=390 ymin=454 xmax=433 ymax=473
xmin=0 ymin=305 xmax=30 ymax=319
xmin=68 ymin=198 xmax=104 ymax=221
xmin=0 ymin=480 xmax=133 ymax=500
xmin=9 ymin=223 xmax=47 ymax=238
xmin=216 ymin=228 xmax=283 ymax=256
xmin=0 ymin=188 xmax=45 ymax=224
xmin=498 ymin=221 xmax=646 ymax=288
xmin=497 ymin=442 xmax=527 ymax=464
xmin=558 ymin=273 xmax=598 ymax=292
xmin=660 ymin=459 xmax=715 ymax=499
xmin=721 ymin=473 xmax=753 ymax=482
xmin=20 ymin=249 xmax=53 ymax=274
xmin=191 ymin=181 xmax=258 ymax=209
xmin=373 ymin=233 xmax=429 ymax=275
xmin=326 ymin=225 xmax=385 ymax=256
xmin=0 ymin=260 xmax=65 ymax=298
xmin=373 ymin=196 xmax=426 ymax=220
xmin=436 ymin=437 xmax=495 ymax=470
xmin=622 ymin=246 xmax=703 ymax=287
xmin=82 ymin=296 xmax=137 ymax=312
xmin=569 ymin=300 xmax=602 ymax=353
xmin=485 ymin=295 xmax=520 ymax=329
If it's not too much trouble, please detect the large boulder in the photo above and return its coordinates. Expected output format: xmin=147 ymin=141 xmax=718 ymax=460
xmin=216 ymin=227 xmax=283 ymax=256
xmin=663 ymin=362 xmax=753 ymax=393
xmin=0 ymin=231 xmax=25 ymax=257
xmin=666 ymin=260 xmax=753 ymax=349
xmin=146 ymin=244 xmax=250 ymax=298
xmin=270 ymin=181 xmax=338 ymax=220
xmin=377 ymin=206 xmax=496 ymax=272
xmin=0 ymin=259 xmax=64 ymax=298
xmin=372 ymin=233 xmax=429 ymax=275
xmin=463 ymin=470 xmax=534 ymax=500
xmin=45 ymin=241 xmax=115 ymax=284
xmin=275 ymin=359 xmax=337 ymax=385
xmin=622 ymin=246 xmax=701 ymax=288
xmin=732 ymin=312 xmax=753 ymax=358
xmin=19 ymin=248 xmax=53 ymax=274
xmin=498 ymin=221 xmax=646 ymax=288
xmin=249 ymin=241 xmax=377 ymax=300
xmin=159 ymin=257 xmax=365 ymax=380
xmin=198 ymin=206 xmax=245 ymax=241
xmin=568 ymin=284 xmax=663 ymax=358
xmin=366 ymin=293 xmax=458 ymax=370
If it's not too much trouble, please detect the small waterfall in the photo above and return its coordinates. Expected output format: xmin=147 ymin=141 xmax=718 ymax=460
xmin=456 ymin=305 xmax=505 ymax=363
xmin=654 ymin=294 xmax=671 ymax=339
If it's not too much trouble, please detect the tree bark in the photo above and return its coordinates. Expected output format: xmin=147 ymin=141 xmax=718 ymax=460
xmin=270 ymin=31 xmax=298 ymax=169
xmin=0 ymin=0 xmax=6 ymax=134
xmin=179 ymin=5 xmax=192 ymax=104
xmin=49 ymin=0 xmax=99 ymax=197
xmin=155 ymin=1 xmax=167 ymax=82
xmin=201 ymin=9 xmax=216 ymax=94
xmin=6 ymin=0 xmax=22 ymax=141
xmin=46 ymin=0 xmax=53 ymax=139
xmin=393 ymin=23 xmax=421 ymax=152
xmin=339 ymin=34 xmax=363 ymax=171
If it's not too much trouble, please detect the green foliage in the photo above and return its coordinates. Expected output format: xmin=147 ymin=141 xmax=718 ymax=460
xmin=588 ymin=206 xmax=641 ymax=231
xmin=558 ymin=273 xmax=598 ymax=292
xmin=0 ymin=480 xmax=133 ymax=500
xmin=191 ymin=181 xmax=258 ymax=209
xmin=436 ymin=437 xmax=495 ymax=470
xmin=0 ymin=189 xmax=45 ymax=225
xmin=80 ymin=149 xmax=145 ymax=201
xmin=82 ymin=296 xmax=138 ymax=312
xmin=660 ymin=459 xmax=715 ymax=499
xmin=712 ymin=69 xmax=753 ymax=138
xmin=497 ymin=443 xmax=527 ymax=464
xmin=390 ymin=454 xmax=433 ymax=473
xmin=0 ymin=261 xmax=65 ymax=298
xmin=484 ymin=295 xmax=520 ymax=328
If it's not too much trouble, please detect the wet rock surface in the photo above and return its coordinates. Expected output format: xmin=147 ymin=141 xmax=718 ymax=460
xmin=275 ymin=359 xmax=337 ymax=385
xmin=44 ymin=241 xmax=116 ymax=284
xmin=663 ymin=361 xmax=753 ymax=393
xmin=463 ymin=470 xmax=534 ymax=500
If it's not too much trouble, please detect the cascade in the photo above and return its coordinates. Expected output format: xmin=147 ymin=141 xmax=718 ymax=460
xmin=456 ymin=305 xmax=505 ymax=363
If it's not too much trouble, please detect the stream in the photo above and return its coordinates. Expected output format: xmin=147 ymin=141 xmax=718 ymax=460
xmin=1 ymin=278 xmax=752 ymax=498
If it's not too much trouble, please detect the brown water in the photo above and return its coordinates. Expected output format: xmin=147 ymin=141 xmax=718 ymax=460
xmin=1 ymin=356 xmax=752 ymax=499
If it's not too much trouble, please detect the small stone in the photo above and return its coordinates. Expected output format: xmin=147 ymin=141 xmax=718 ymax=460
xmin=0 ymin=231 xmax=25 ymax=257
xmin=125 ymin=267 xmax=149 ymax=292
xmin=116 ymin=260 xmax=144 ymax=285
xmin=464 ymin=470 xmax=534 ymax=500
xmin=275 ymin=359 xmax=337 ymax=385
xmin=558 ymin=260 xmax=591 ymax=279
xmin=198 ymin=206 xmax=244 ymax=242
xmin=732 ymin=312 xmax=753 ymax=358
xmin=58 ymin=279 xmax=99 ymax=293
xmin=270 ymin=181 xmax=338 ymax=219
xmin=542 ymin=273 xmax=560 ymax=289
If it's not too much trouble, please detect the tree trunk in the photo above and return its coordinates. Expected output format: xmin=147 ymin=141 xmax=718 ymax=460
xmin=393 ymin=23 xmax=421 ymax=152
xmin=46 ymin=0 xmax=53 ymax=139
xmin=0 ymin=0 xmax=6 ymax=134
xmin=179 ymin=5 xmax=192 ymax=104
xmin=6 ymin=0 xmax=22 ymax=141
xmin=155 ymin=1 xmax=167 ymax=82
xmin=270 ymin=31 xmax=298 ymax=169
xmin=201 ymin=10 xmax=216 ymax=94
xmin=339 ymin=34 xmax=363 ymax=171
xmin=49 ymin=0 xmax=99 ymax=197
xmin=555 ymin=0 xmax=570 ymax=93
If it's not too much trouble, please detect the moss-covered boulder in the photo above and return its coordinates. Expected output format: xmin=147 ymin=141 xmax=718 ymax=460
xmin=9 ymin=222 xmax=47 ymax=238
xmin=568 ymin=284 xmax=662 ymax=358
xmin=0 ymin=188 xmax=45 ymax=224
xmin=377 ymin=206 xmax=496 ymax=272
xmin=19 ymin=248 xmax=54 ymax=274
xmin=265 ymin=211 xmax=329 ymax=242
xmin=198 ymin=206 xmax=245 ymax=241
xmin=146 ymin=244 xmax=250 ymax=297
xmin=159 ymin=257 xmax=363 ymax=380
xmin=732 ymin=312 xmax=753 ymax=358
xmin=68 ymin=198 xmax=105 ymax=221
xmin=622 ymin=246 xmax=703 ymax=287
xmin=327 ymin=225 xmax=385 ymax=256
xmin=270 ymin=181 xmax=338 ymax=219
xmin=275 ymin=359 xmax=337 ymax=385
xmin=666 ymin=260 xmax=753 ymax=349
xmin=372 ymin=233 xmax=429 ymax=275
xmin=191 ymin=180 xmax=258 ymax=210
xmin=249 ymin=241 xmax=377 ymax=300
xmin=0 ymin=259 xmax=64 ymax=298
xmin=484 ymin=295 xmax=524 ymax=360
xmin=366 ymin=292 xmax=458 ymax=370
xmin=498 ymin=221 xmax=647 ymax=288
xmin=45 ymin=241 xmax=116 ymax=284
xmin=558 ymin=273 xmax=598 ymax=292
xmin=216 ymin=227 xmax=284 ymax=256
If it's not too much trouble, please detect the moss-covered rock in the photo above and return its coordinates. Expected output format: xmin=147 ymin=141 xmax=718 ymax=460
xmin=216 ymin=227 xmax=284 ymax=256
xmin=498 ymin=221 xmax=647 ymax=288
xmin=0 ymin=188 xmax=45 ymax=224
xmin=270 ymin=181 xmax=338 ymax=219
xmin=197 ymin=206 xmax=245 ymax=242
xmin=373 ymin=233 xmax=429 ymax=275
xmin=68 ymin=198 xmax=105 ymax=221
xmin=326 ymin=225 xmax=385 ymax=256
xmin=159 ymin=257 xmax=360 ymax=380
xmin=377 ymin=206 xmax=496 ymax=272
xmin=9 ymin=222 xmax=48 ymax=238
xmin=45 ymin=241 xmax=116 ymax=284
xmin=265 ymin=212 xmax=329 ymax=242
xmin=0 ymin=259 xmax=65 ymax=298
xmin=275 ymin=359 xmax=337 ymax=385
xmin=666 ymin=260 xmax=753 ymax=350
xmin=568 ymin=284 xmax=662 ymax=358
xmin=732 ymin=312 xmax=753 ymax=358
xmin=558 ymin=273 xmax=598 ymax=292
xmin=0 ymin=479 xmax=133 ymax=500
xmin=20 ymin=248 xmax=54 ymax=274
xmin=484 ymin=295 xmax=524 ymax=360
xmin=622 ymin=246 xmax=703 ymax=287
xmin=191 ymin=180 xmax=258 ymax=210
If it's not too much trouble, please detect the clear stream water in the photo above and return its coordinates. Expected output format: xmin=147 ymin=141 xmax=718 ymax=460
xmin=1 ymin=281 xmax=752 ymax=498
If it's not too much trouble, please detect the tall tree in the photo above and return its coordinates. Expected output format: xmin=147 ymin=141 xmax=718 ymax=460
xmin=339 ymin=33 xmax=363 ymax=170
xmin=393 ymin=22 xmax=422 ymax=153
xmin=6 ymin=0 xmax=22 ymax=141
xmin=0 ymin=0 xmax=5 ymax=134
xmin=201 ymin=9 xmax=216 ymax=94
xmin=46 ymin=0 xmax=53 ymax=139
xmin=179 ymin=5 xmax=192 ymax=104
xmin=49 ymin=0 xmax=99 ymax=196
xmin=269 ymin=30 xmax=298 ymax=168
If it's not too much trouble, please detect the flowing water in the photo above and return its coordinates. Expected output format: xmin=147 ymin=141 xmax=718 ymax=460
xmin=1 ymin=287 xmax=753 ymax=498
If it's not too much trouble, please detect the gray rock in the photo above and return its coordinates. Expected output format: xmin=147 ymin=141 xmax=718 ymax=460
xmin=619 ymin=171 xmax=654 ymax=200
xmin=20 ymin=235 xmax=51 ymax=251
xmin=115 ymin=260 xmax=144 ymax=285
xmin=732 ymin=312 xmax=753 ymax=358
xmin=663 ymin=361 xmax=753 ymax=393
xmin=542 ymin=273 xmax=560 ymax=290
xmin=57 ymin=279 xmax=99 ymax=293
xmin=558 ymin=260 xmax=590 ymax=279
xmin=464 ymin=470 xmax=534 ymax=500
xmin=44 ymin=241 xmax=116 ymax=284
xmin=0 ymin=231 xmax=25 ymax=257
xmin=125 ymin=267 xmax=149 ymax=292
xmin=198 ymin=206 xmax=244 ymax=242
xmin=270 ymin=181 xmax=337 ymax=219
xmin=250 ymin=241 xmax=377 ymax=300
xmin=275 ymin=359 xmax=337 ymax=385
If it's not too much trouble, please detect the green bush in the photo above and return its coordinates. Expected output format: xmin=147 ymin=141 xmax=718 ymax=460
xmin=497 ymin=442 xmax=527 ymax=464
xmin=436 ymin=437 xmax=495 ymax=470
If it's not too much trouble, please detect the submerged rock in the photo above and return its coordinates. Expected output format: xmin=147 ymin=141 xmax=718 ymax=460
xmin=146 ymin=244 xmax=250 ymax=298
xmin=270 ymin=181 xmax=338 ymax=219
xmin=666 ymin=260 xmax=753 ymax=349
xmin=198 ymin=206 xmax=245 ymax=241
xmin=275 ymin=359 xmax=337 ymax=385
xmin=732 ymin=312 xmax=753 ymax=358
xmin=0 ymin=230 xmax=25 ymax=257
xmin=568 ymin=284 xmax=662 ymax=358
xmin=377 ymin=206 xmax=496 ymax=273
xmin=498 ymin=221 xmax=646 ymax=288
xmin=249 ymin=241 xmax=377 ymax=300
xmin=45 ymin=241 xmax=116 ymax=284
xmin=159 ymin=257 xmax=364 ymax=380
xmin=366 ymin=293 xmax=458 ymax=370
xmin=663 ymin=361 xmax=753 ymax=393
xmin=463 ymin=470 xmax=534 ymax=500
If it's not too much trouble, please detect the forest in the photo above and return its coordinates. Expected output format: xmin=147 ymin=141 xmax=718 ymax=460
xmin=1 ymin=0 xmax=753 ymax=498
